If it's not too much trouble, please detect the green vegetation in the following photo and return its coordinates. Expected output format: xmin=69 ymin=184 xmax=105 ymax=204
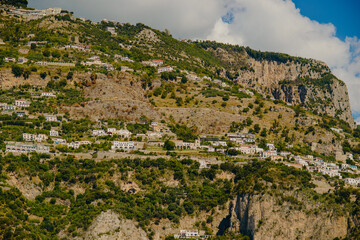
xmin=169 ymin=124 xmax=198 ymax=142
xmin=0 ymin=155 xmax=355 ymax=238
xmin=0 ymin=0 xmax=27 ymax=7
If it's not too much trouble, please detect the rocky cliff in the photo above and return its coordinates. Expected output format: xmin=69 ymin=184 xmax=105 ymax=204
xmin=219 ymin=194 xmax=348 ymax=240
xmin=208 ymin=46 xmax=355 ymax=128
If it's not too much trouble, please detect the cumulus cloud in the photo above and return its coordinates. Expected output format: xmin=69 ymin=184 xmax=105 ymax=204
xmin=29 ymin=0 xmax=226 ymax=39
xmin=29 ymin=0 xmax=360 ymax=115
xmin=207 ymin=0 xmax=360 ymax=115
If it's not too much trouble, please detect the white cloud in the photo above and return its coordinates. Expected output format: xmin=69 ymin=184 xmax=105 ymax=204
xmin=206 ymin=0 xmax=360 ymax=115
xmin=29 ymin=0 xmax=226 ymax=39
xmin=29 ymin=0 xmax=360 ymax=114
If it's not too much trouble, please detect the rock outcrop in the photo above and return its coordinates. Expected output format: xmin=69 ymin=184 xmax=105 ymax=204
xmin=219 ymin=194 xmax=348 ymax=240
xmin=82 ymin=210 xmax=148 ymax=240
xmin=212 ymin=47 xmax=355 ymax=128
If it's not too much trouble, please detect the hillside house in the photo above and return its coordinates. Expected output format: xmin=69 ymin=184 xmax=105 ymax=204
xmin=50 ymin=130 xmax=59 ymax=137
xmin=319 ymin=169 xmax=342 ymax=179
xmin=121 ymin=66 xmax=134 ymax=72
xmin=92 ymin=130 xmax=107 ymax=136
xmin=151 ymin=59 xmax=163 ymax=66
xmin=18 ymin=57 xmax=28 ymax=64
xmin=266 ymin=143 xmax=276 ymax=150
xmin=158 ymin=66 xmax=173 ymax=73
xmin=67 ymin=141 xmax=91 ymax=149
xmin=106 ymin=27 xmax=117 ymax=35
xmin=19 ymin=49 xmax=30 ymax=54
xmin=16 ymin=112 xmax=26 ymax=117
xmin=174 ymin=230 xmax=200 ymax=239
xmin=4 ymin=57 xmax=16 ymax=62
xmin=116 ymin=129 xmax=132 ymax=138
xmin=3 ymin=105 xmax=16 ymax=111
xmin=53 ymin=138 xmax=66 ymax=144
xmin=41 ymin=92 xmax=56 ymax=97
xmin=111 ymin=141 xmax=135 ymax=150
xmin=15 ymin=100 xmax=30 ymax=108
xmin=344 ymin=178 xmax=360 ymax=186
xmin=45 ymin=115 xmax=58 ymax=122
xmin=23 ymin=133 xmax=48 ymax=142
xmin=6 ymin=143 xmax=50 ymax=154
xmin=147 ymin=141 xmax=165 ymax=148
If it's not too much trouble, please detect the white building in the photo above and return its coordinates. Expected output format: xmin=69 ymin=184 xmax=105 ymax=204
xmin=92 ymin=130 xmax=107 ymax=136
xmin=50 ymin=130 xmax=59 ymax=137
xmin=174 ymin=230 xmax=199 ymax=239
xmin=319 ymin=169 xmax=342 ymax=179
xmin=111 ymin=141 xmax=135 ymax=150
xmin=6 ymin=143 xmax=49 ymax=153
xmin=4 ymin=57 xmax=16 ymax=62
xmin=117 ymin=129 xmax=132 ymax=138
xmin=16 ymin=112 xmax=26 ymax=117
xmin=18 ymin=57 xmax=28 ymax=64
xmin=266 ymin=143 xmax=276 ymax=150
xmin=23 ymin=133 xmax=48 ymax=142
xmin=41 ymin=92 xmax=56 ymax=97
xmin=344 ymin=178 xmax=360 ymax=186
xmin=3 ymin=105 xmax=16 ymax=111
xmin=67 ymin=141 xmax=92 ymax=149
xmin=158 ymin=66 xmax=173 ymax=73
xmin=280 ymin=151 xmax=291 ymax=157
xmin=53 ymin=138 xmax=66 ymax=144
xmin=45 ymin=115 xmax=58 ymax=122
xmin=107 ymin=128 xmax=117 ymax=134
xmin=15 ymin=100 xmax=30 ymax=108
xmin=347 ymin=153 xmax=354 ymax=161
xmin=106 ymin=27 xmax=117 ymax=35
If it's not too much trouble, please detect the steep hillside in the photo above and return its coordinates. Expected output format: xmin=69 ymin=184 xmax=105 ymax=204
xmin=0 ymin=9 xmax=354 ymax=127
xmin=196 ymin=43 xmax=355 ymax=128
xmin=1 ymin=6 xmax=360 ymax=240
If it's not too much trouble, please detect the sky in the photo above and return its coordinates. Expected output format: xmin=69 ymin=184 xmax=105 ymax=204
xmin=29 ymin=0 xmax=360 ymax=122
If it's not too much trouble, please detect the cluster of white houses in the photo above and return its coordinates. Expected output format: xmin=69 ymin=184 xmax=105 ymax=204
xmin=23 ymin=133 xmax=48 ymax=142
xmin=0 ymin=95 xmax=55 ymax=111
xmin=67 ymin=141 xmax=92 ymax=149
xmin=63 ymin=44 xmax=91 ymax=51
xmin=36 ymin=61 xmax=76 ymax=67
xmin=6 ymin=143 xmax=50 ymax=154
xmin=92 ymin=128 xmax=132 ymax=138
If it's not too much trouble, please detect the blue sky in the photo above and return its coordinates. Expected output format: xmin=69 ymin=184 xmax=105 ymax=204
xmin=292 ymin=0 xmax=360 ymax=40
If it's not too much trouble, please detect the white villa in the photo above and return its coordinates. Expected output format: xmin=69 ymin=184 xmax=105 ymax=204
xmin=111 ymin=141 xmax=135 ymax=150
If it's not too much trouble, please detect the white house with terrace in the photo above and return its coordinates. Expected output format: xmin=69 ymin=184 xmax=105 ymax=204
xmin=45 ymin=115 xmax=58 ymax=122
xmin=111 ymin=141 xmax=135 ymax=150
xmin=92 ymin=130 xmax=107 ymax=136
xmin=50 ymin=130 xmax=59 ymax=137
xmin=15 ymin=100 xmax=30 ymax=108
xmin=23 ymin=133 xmax=48 ymax=142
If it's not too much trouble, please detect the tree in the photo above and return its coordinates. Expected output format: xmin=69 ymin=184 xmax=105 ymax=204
xmin=181 ymin=76 xmax=188 ymax=84
xmin=260 ymin=128 xmax=267 ymax=137
xmin=254 ymin=124 xmax=260 ymax=133
xmin=12 ymin=65 xmax=23 ymax=77
xmin=43 ymin=49 xmax=50 ymax=57
xmin=40 ymin=72 xmax=47 ymax=79
xmin=30 ymin=43 xmax=36 ymax=50
xmin=51 ymin=51 xmax=61 ymax=58
xmin=163 ymin=140 xmax=175 ymax=151
xmin=23 ymin=69 xmax=31 ymax=79
xmin=67 ymin=71 xmax=74 ymax=80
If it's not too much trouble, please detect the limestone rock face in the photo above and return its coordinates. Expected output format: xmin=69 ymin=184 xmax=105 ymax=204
xmin=83 ymin=210 xmax=148 ymax=240
xmin=220 ymin=194 xmax=348 ymax=240
xmin=213 ymin=48 xmax=355 ymax=128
